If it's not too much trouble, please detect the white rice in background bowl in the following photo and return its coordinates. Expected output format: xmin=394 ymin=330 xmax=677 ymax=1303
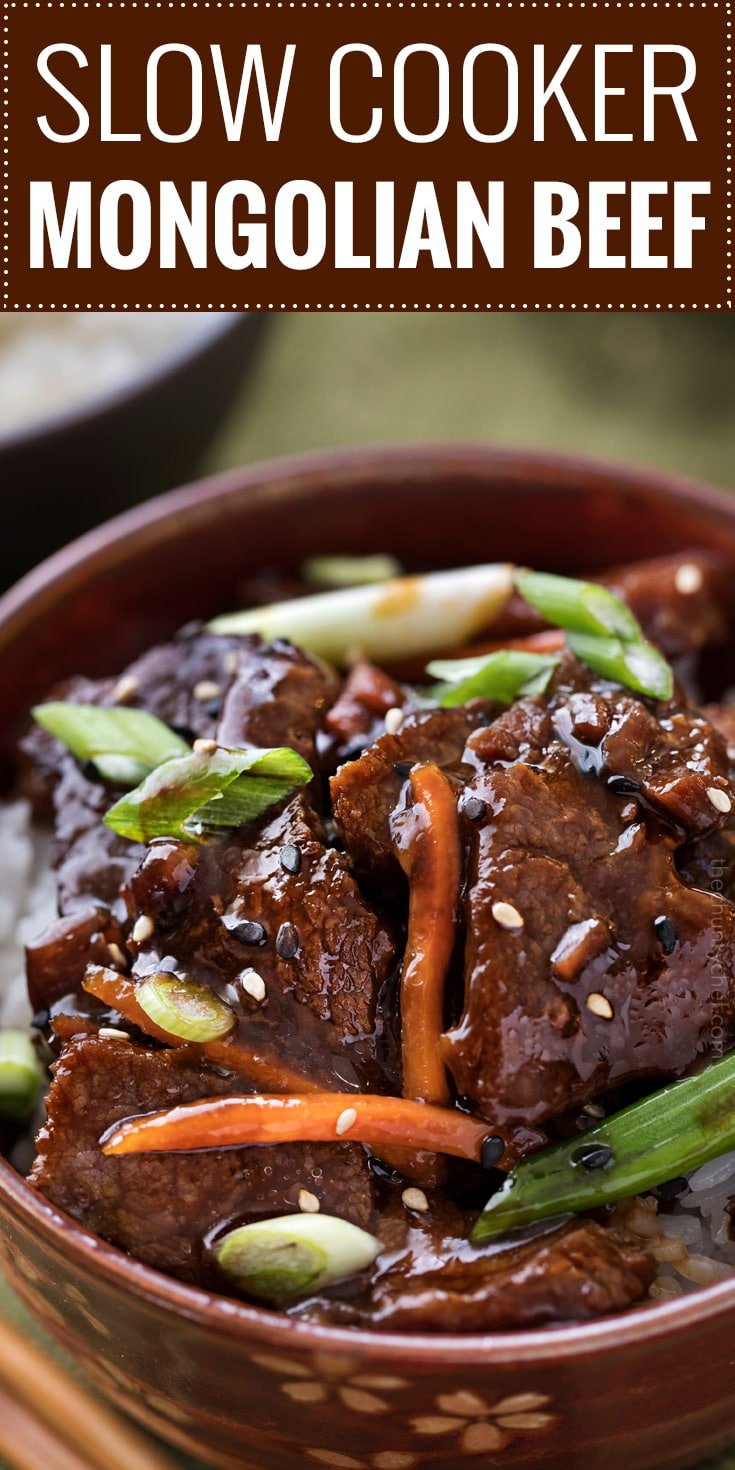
xmin=0 ymin=797 xmax=735 ymax=1307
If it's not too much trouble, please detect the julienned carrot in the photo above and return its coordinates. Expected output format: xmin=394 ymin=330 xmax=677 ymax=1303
xmin=102 ymin=1092 xmax=494 ymax=1161
xmin=83 ymin=967 xmax=318 ymax=1095
xmin=396 ymin=765 xmax=460 ymax=1107
xmin=456 ymin=629 xmax=566 ymax=659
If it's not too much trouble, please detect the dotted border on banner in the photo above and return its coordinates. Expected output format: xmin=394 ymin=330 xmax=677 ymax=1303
xmin=1 ymin=0 xmax=732 ymax=311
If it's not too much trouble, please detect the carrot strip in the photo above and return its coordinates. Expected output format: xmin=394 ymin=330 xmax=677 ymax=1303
xmin=83 ymin=967 xmax=318 ymax=1095
xmin=396 ymin=765 xmax=460 ymax=1107
xmin=454 ymin=629 xmax=565 ymax=659
xmin=102 ymin=1092 xmax=494 ymax=1161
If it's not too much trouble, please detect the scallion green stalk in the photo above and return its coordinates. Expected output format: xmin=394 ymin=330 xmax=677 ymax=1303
xmin=473 ymin=1050 xmax=735 ymax=1243
xmin=567 ymin=633 xmax=673 ymax=702
xmin=0 ymin=1031 xmax=43 ymax=1120
xmin=427 ymin=650 xmax=559 ymax=707
xmin=515 ymin=570 xmax=643 ymax=642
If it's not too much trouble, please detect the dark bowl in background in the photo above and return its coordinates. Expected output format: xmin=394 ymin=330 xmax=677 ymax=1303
xmin=0 ymin=312 xmax=270 ymax=589
xmin=3 ymin=445 xmax=735 ymax=1470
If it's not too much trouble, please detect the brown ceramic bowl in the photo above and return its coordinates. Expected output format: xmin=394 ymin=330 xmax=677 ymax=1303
xmin=1 ymin=444 xmax=735 ymax=1470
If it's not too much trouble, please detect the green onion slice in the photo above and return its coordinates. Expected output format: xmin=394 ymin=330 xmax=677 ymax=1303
xmin=104 ymin=745 xmax=312 ymax=843
xmin=302 ymin=553 xmax=403 ymax=588
xmin=515 ymin=570 xmax=643 ymax=643
xmin=0 ymin=1031 xmax=44 ymax=1120
xmin=214 ymin=1213 xmax=381 ymax=1301
xmin=427 ymin=650 xmax=559 ymax=707
xmin=209 ymin=564 xmax=514 ymax=666
xmin=32 ymin=704 xmax=189 ymax=785
xmin=567 ymin=632 xmax=674 ymax=702
xmin=473 ymin=1050 xmax=735 ymax=1243
xmin=136 ymin=974 xmax=236 ymax=1043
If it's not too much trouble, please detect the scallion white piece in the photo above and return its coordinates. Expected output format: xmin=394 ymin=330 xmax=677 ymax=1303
xmin=209 ymin=564 xmax=514 ymax=666
xmin=214 ymin=1213 xmax=381 ymax=1300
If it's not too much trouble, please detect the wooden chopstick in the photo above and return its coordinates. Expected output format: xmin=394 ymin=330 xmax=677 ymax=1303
xmin=0 ymin=1315 xmax=180 ymax=1470
xmin=0 ymin=1382 xmax=97 ymax=1470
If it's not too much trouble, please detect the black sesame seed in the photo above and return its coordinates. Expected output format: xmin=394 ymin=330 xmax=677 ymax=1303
xmin=461 ymin=795 xmax=486 ymax=823
xmin=224 ymin=917 xmax=267 ymax=946
xmin=654 ymin=915 xmax=679 ymax=955
xmin=276 ymin=922 xmax=299 ymax=959
xmin=607 ymin=775 xmax=641 ymax=796
xmin=368 ymin=1156 xmax=404 ymax=1186
xmin=280 ymin=844 xmax=302 ymax=876
xmin=31 ymin=1009 xmax=50 ymax=1032
xmin=393 ymin=761 xmax=414 ymax=779
xmin=81 ymin=759 xmax=99 ymax=782
xmin=481 ymin=1135 xmax=506 ymax=1170
xmin=575 ymin=1144 xmax=615 ymax=1171
xmin=204 ymin=698 xmax=222 ymax=719
xmin=655 ymin=1176 xmax=689 ymax=1202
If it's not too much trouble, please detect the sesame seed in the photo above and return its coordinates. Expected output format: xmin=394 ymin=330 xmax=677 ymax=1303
xmin=576 ymin=1144 xmax=614 ymax=1171
xmin=240 ymin=969 xmax=267 ymax=1003
xmin=654 ymin=915 xmax=679 ymax=954
xmin=586 ymin=992 xmax=614 ymax=1020
xmin=674 ymin=563 xmax=704 ymax=596
xmin=194 ymin=680 xmax=223 ymax=701
xmin=335 ymin=1107 xmax=357 ymax=1136
xmin=491 ymin=901 xmax=524 ymax=932
xmin=607 ymin=774 xmax=641 ymax=796
xmin=98 ymin=1027 xmax=131 ymax=1043
xmin=402 ymin=1187 xmax=429 ymax=1213
xmin=276 ymin=922 xmax=299 ymax=960
xmin=707 ymin=786 xmax=732 ymax=814
xmin=193 ymin=738 xmax=218 ymax=755
xmin=461 ymin=795 xmax=486 ymax=822
xmin=481 ymin=1135 xmax=505 ymax=1169
xmin=131 ymin=915 xmax=154 ymax=944
xmin=280 ymin=844 xmax=302 ymax=875
xmin=224 ymin=916 xmax=267 ymax=946
xmin=385 ymin=707 xmax=404 ymax=735
xmin=111 ymin=674 xmax=139 ymax=705
xmin=582 ymin=1102 xmax=606 ymax=1120
xmin=298 ymin=1189 xmax=321 ymax=1214
xmin=107 ymin=943 xmax=127 ymax=968
xmin=224 ymin=650 xmax=240 ymax=675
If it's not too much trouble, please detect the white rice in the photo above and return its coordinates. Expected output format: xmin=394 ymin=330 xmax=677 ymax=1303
xmin=1 ymin=798 xmax=734 ymax=1303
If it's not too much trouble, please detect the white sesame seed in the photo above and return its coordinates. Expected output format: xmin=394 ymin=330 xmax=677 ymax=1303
xmin=384 ymin=707 xmax=404 ymax=735
xmin=586 ymin=992 xmax=614 ymax=1020
xmin=224 ymin=651 xmax=240 ymax=675
xmin=335 ymin=1107 xmax=358 ymax=1137
xmin=131 ymin=914 xmax=154 ymax=944
xmin=111 ymin=674 xmax=139 ymax=705
xmin=491 ymin=901 xmax=524 ymax=932
xmin=402 ymin=1187 xmax=430 ymax=1213
xmin=707 ymin=786 xmax=733 ymax=814
xmin=582 ymin=1102 xmax=606 ymax=1120
xmin=674 ymin=563 xmax=704 ymax=596
xmin=98 ymin=1027 xmax=131 ymax=1043
xmin=298 ymin=1189 xmax=321 ymax=1214
xmin=107 ymin=943 xmax=127 ymax=968
xmin=240 ymin=969 xmax=266 ymax=1003
xmin=193 ymin=738 xmax=218 ymax=755
xmin=194 ymin=680 xmax=223 ymax=701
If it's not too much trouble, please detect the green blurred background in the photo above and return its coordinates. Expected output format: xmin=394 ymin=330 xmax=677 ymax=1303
xmin=207 ymin=313 xmax=735 ymax=489
xmin=4 ymin=309 xmax=735 ymax=1470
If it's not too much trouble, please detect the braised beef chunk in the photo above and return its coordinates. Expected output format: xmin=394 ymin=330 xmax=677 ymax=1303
xmin=216 ymin=638 xmax=338 ymax=764
xmin=31 ymin=1033 xmax=373 ymax=1283
xmin=123 ymin=794 xmax=398 ymax=1086
xmin=330 ymin=708 xmax=485 ymax=882
xmin=297 ymin=1203 xmax=654 ymax=1331
xmin=324 ymin=661 xmax=406 ymax=760
xmin=26 ymin=907 xmax=127 ymax=1013
xmin=444 ymin=661 xmax=735 ymax=1127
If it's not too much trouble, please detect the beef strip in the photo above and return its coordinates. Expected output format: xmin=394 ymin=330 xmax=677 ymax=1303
xmin=443 ymin=657 xmax=735 ymax=1128
xmin=330 ymin=707 xmax=486 ymax=883
xmin=123 ymin=793 xmax=398 ymax=1090
xmin=30 ymin=1031 xmax=372 ymax=1285
xmin=294 ymin=1199 xmax=654 ymax=1330
xmin=19 ymin=633 xmax=341 ymax=1011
